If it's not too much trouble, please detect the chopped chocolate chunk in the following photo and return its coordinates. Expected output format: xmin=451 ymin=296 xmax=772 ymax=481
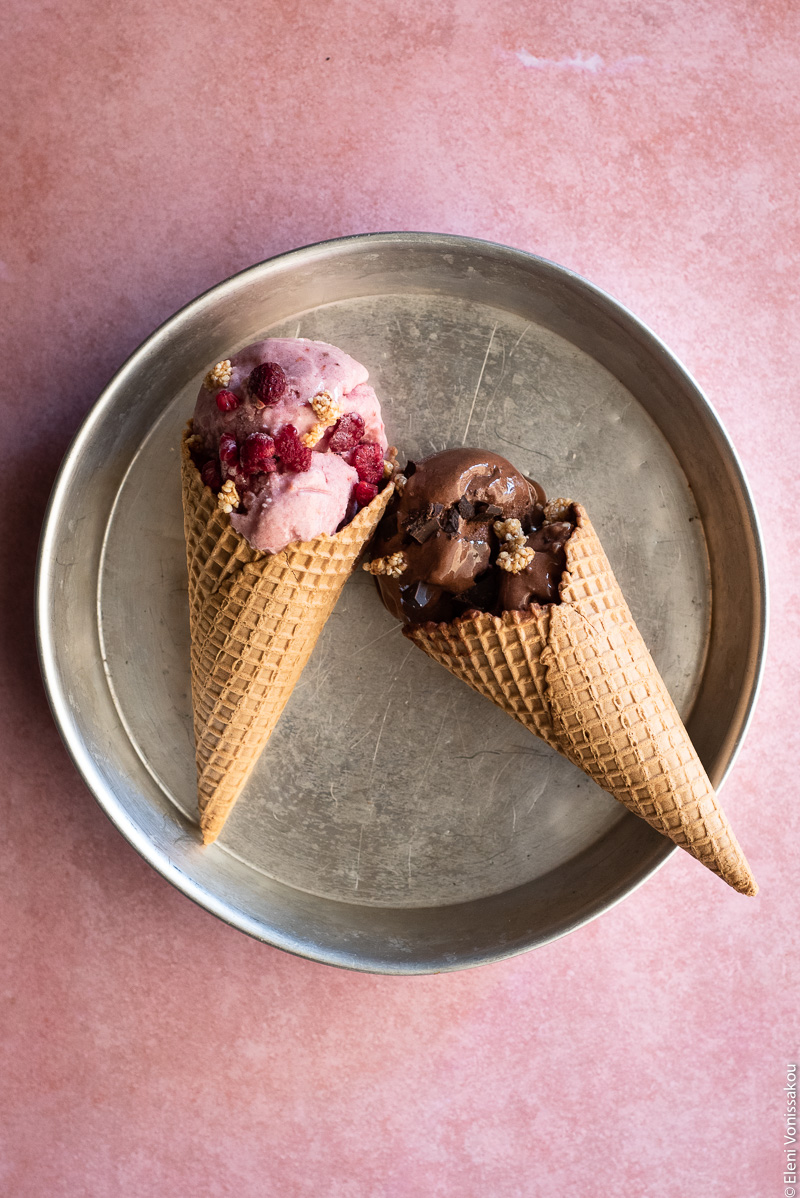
xmin=475 ymin=502 xmax=503 ymax=519
xmin=453 ymin=570 xmax=500 ymax=614
xmin=441 ymin=507 xmax=461 ymax=537
xmin=406 ymin=581 xmax=432 ymax=609
xmin=457 ymin=496 xmax=476 ymax=520
xmin=407 ymin=514 xmax=440 ymax=544
xmin=398 ymin=580 xmax=454 ymax=622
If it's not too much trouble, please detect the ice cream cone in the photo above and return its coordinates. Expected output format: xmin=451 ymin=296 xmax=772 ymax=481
xmin=404 ymin=503 xmax=757 ymax=896
xmin=181 ymin=426 xmax=394 ymax=843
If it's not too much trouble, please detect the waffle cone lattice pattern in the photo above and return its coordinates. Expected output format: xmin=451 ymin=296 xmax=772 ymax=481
xmin=181 ymin=427 xmax=394 ymax=843
xmin=405 ymin=504 xmax=757 ymax=896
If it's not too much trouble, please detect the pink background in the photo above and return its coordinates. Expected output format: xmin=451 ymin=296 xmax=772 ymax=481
xmin=2 ymin=1 xmax=796 ymax=1194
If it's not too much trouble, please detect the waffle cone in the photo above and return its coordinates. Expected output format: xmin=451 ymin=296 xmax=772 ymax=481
xmin=405 ymin=504 xmax=757 ymax=896
xmin=181 ymin=427 xmax=394 ymax=843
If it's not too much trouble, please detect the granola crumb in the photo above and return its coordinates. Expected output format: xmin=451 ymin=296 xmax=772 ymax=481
xmin=204 ymin=360 xmax=233 ymax=390
xmin=363 ymin=551 xmax=407 ymax=578
xmin=493 ymin=517 xmax=527 ymax=553
xmin=383 ymin=460 xmax=394 ymax=480
xmin=493 ymin=517 xmax=524 ymax=542
xmin=544 ymin=498 xmax=572 ymax=523
xmin=393 ymin=474 xmax=407 ymax=494
xmin=301 ymin=422 xmax=326 ymax=448
xmin=496 ymin=545 xmax=536 ymax=574
xmin=217 ymin=479 xmax=240 ymax=514
xmin=310 ymin=391 xmax=341 ymax=426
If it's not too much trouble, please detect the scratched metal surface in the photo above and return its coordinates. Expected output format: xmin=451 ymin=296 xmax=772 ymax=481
xmin=99 ymin=294 xmax=707 ymax=905
xmin=38 ymin=235 xmax=766 ymax=969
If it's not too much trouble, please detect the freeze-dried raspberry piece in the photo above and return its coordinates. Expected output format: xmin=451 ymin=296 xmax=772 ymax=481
xmin=241 ymin=431 xmax=276 ymax=474
xmin=248 ymin=361 xmax=287 ymax=405
xmin=215 ymin=390 xmax=239 ymax=412
xmin=200 ymin=459 xmax=221 ymax=491
xmin=352 ymin=442 xmax=384 ymax=484
xmin=328 ymin=411 xmax=365 ymax=453
xmin=219 ymin=433 xmax=239 ymax=466
xmin=354 ymin=481 xmax=378 ymax=507
xmin=275 ymin=425 xmax=312 ymax=472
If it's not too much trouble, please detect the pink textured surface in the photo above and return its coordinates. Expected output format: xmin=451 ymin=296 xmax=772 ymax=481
xmin=1 ymin=1 xmax=796 ymax=1194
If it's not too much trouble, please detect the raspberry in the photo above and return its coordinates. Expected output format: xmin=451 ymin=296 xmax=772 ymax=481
xmin=248 ymin=361 xmax=287 ymax=405
xmin=215 ymin=390 xmax=239 ymax=412
xmin=219 ymin=433 xmax=239 ymax=466
xmin=354 ymin=481 xmax=378 ymax=507
xmin=328 ymin=411 xmax=365 ymax=453
xmin=275 ymin=425 xmax=312 ymax=472
xmin=200 ymin=460 xmax=221 ymax=490
xmin=352 ymin=442 xmax=384 ymax=484
xmin=241 ymin=431 xmax=276 ymax=474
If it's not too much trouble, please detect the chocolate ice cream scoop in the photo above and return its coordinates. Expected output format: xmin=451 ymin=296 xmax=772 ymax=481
xmin=367 ymin=448 xmax=574 ymax=625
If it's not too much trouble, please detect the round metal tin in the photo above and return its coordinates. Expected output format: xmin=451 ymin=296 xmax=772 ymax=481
xmin=36 ymin=233 xmax=767 ymax=973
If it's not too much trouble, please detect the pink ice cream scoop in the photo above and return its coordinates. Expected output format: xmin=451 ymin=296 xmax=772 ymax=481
xmin=190 ymin=338 xmax=390 ymax=553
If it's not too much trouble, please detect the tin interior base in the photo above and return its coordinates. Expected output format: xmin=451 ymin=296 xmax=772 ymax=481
xmin=99 ymin=293 xmax=708 ymax=907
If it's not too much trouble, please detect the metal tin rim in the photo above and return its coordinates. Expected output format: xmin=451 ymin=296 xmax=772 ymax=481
xmin=35 ymin=232 xmax=769 ymax=972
